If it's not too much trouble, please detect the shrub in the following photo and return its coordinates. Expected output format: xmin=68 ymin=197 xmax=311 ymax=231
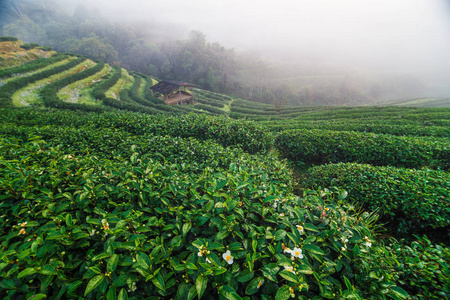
xmin=392 ymin=236 xmax=450 ymax=299
xmin=0 ymin=137 xmax=410 ymax=299
xmin=0 ymin=36 xmax=18 ymax=42
xmin=0 ymin=54 xmax=66 ymax=80
xmin=37 ymin=46 xmax=53 ymax=51
xmin=274 ymin=129 xmax=449 ymax=170
xmin=20 ymin=43 xmax=40 ymax=50
xmin=195 ymin=103 xmax=225 ymax=114
xmin=0 ymin=55 xmax=83 ymax=107
xmin=39 ymin=60 xmax=110 ymax=112
xmin=301 ymin=163 xmax=450 ymax=231
xmin=371 ymin=236 xmax=450 ymax=299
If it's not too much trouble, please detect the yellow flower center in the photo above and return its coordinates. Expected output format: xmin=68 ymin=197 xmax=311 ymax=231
xmin=226 ymin=255 xmax=231 ymax=261
xmin=295 ymin=251 xmax=300 ymax=255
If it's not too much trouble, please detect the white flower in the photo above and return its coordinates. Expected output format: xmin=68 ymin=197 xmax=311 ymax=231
xmin=291 ymin=247 xmax=303 ymax=259
xmin=272 ymin=199 xmax=280 ymax=208
xmin=257 ymin=280 xmax=263 ymax=289
xmin=296 ymin=225 xmax=305 ymax=234
xmin=206 ymin=258 xmax=211 ymax=264
xmin=341 ymin=247 xmax=347 ymax=251
xmin=90 ymin=229 xmax=95 ymax=236
xmin=222 ymin=250 xmax=234 ymax=264
xmin=363 ymin=236 xmax=372 ymax=247
xmin=283 ymin=248 xmax=292 ymax=254
xmin=284 ymin=266 xmax=295 ymax=273
xmin=130 ymin=281 xmax=137 ymax=292
xmin=101 ymin=219 xmax=109 ymax=230
xmin=198 ymin=251 xmax=203 ymax=257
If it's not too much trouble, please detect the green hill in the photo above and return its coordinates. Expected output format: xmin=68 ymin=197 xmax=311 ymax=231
xmin=0 ymin=38 xmax=449 ymax=300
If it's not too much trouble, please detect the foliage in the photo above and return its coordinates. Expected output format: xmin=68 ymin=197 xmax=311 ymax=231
xmin=274 ymin=129 xmax=449 ymax=170
xmin=0 ymin=36 xmax=18 ymax=42
xmin=0 ymin=54 xmax=81 ymax=107
xmin=0 ymin=107 xmax=272 ymax=155
xmin=0 ymin=137 xmax=410 ymax=299
xmin=300 ymin=163 xmax=450 ymax=232
xmin=0 ymin=54 xmax=65 ymax=80
xmin=20 ymin=43 xmax=39 ymax=50
xmin=390 ymin=236 xmax=450 ymax=299
xmin=39 ymin=60 xmax=107 ymax=111
xmin=37 ymin=46 xmax=52 ymax=52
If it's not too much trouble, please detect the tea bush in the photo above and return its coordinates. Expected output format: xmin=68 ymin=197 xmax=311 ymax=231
xmin=0 ymin=56 xmax=84 ymax=107
xmin=265 ymin=120 xmax=450 ymax=138
xmin=274 ymin=129 xmax=449 ymax=170
xmin=301 ymin=163 xmax=450 ymax=231
xmin=0 ymin=137 xmax=410 ymax=299
xmin=20 ymin=43 xmax=40 ymax=50
xmin=0 ymin=54 xmax=66 ymax=79
xmin=37 ymin=46 xmax=52 ymax=52
xmin=390 ymin=236 xmax=450 ymax=299
xmin=195 ymin=103 xmax=226 ymax=114
xmin=0 ymin=36 xmax=18 ymax=42
xmin=0 ymin=109 xmax=272 ymax=154
xmin=40 ymin=61 xmax=107 ymax=112
xmin=0 ymin=124 xmax=290 ymax=184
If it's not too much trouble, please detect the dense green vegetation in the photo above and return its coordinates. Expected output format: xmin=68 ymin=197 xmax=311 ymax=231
xmin=300 ymin=163 xmax=450 ymax=232
xmin=0 ymin=39 xmax=449 ymax=299
xmin=274 ymin=129 xmax=449 ymax=170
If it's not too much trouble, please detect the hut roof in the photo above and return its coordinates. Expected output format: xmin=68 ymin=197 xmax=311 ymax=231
xmin=150 ymin=80 xmax=198 ymax=95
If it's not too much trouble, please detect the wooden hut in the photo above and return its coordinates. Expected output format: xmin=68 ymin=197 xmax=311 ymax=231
xmin=150 ymin=80 xmax=197 ymax=105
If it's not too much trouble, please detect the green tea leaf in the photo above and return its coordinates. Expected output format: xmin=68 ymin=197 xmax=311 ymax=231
xmin=196 ymin=274 xmax=207 ymax=299
xmin=245 ymin=277 xmax=263 ymax=295
xmin=303 ymin=244 xmax=324 ymax=255
xmin=388 ymin=286 xmax=410 ymax=299
xmin=279 ymin=270 xmax=299 ymax=283
xmin=275 ymin=285 xmax=291 ymax=300
xmin=17 ymin=268 xmax=37 ymax=278
xmin=65 ymin=214 xmax=73 ymax=226
xmin=107 ymin=254 xmax=119 ymax=273
xmin=118 ymin=288 xmax=128 ymax=300
xmin=84 ymin=275 xmax=105 ymax=296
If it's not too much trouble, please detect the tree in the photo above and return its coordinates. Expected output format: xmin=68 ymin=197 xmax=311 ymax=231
xmin=2 ymin=15 xmax=46 ymax=43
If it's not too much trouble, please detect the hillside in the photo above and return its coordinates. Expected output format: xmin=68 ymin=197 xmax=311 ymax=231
xmin=0 ymin=37 xmax=55 ymax=68
xmin=0 ymin=38 xmax=449 ymax=299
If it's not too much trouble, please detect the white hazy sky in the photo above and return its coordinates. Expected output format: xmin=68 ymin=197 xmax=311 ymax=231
xmin=78 ymin=0 xmax=450 ymax=64
xmin=66 ymin=0 xmax=450 ymax=87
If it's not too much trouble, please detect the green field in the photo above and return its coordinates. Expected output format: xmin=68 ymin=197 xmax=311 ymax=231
xmin=0 ymin=39 xmax=449 ymax=300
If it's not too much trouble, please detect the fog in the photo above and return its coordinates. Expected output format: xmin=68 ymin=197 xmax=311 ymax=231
xmin=3 ymin=0 xmax=450 ymax=101
xmin=61 ymin=0 xmax=450 ymax=98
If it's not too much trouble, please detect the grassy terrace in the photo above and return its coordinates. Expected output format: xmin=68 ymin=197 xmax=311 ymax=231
xmin=1 ymin=58 xmax=74 ymax=85
xmin=105 ymin=68 xmax=134 ymax=100
xmin=11 ymin=59 xmax=94 ymax=106
xmin=57 ymin=64 xmax=111 ymax=105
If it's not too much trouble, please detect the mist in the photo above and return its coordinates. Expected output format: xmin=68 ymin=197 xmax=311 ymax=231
xmin=3 ymin=0 xmax=450 ymax=103
xmin=65 ymin=0 xmax=450 ymax=97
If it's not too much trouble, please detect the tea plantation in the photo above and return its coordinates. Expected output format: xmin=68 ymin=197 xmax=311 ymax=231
xmin=0 ymin=38 xmax=449 ymax=300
